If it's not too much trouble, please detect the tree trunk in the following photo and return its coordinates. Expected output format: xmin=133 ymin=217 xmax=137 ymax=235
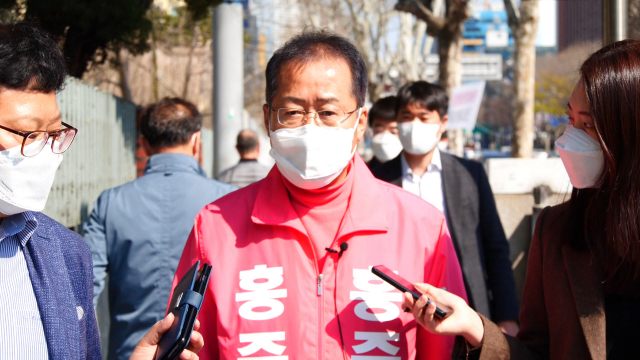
xmin=440 ymin=23 xmax=465 ymax=156
xmin=511 ymin=1 xmax=539 ymax=158
xmin=437 ymin=27 xmax=464 ymax=93
xmin=117 ymin=50 xmax=133 ymax=102
xmin=150 ymin=28 xmax=160 ymax=102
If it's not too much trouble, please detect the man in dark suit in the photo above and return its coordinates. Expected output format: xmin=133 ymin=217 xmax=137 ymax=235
xmin=372 ymin=81 xmax=520 ymax=336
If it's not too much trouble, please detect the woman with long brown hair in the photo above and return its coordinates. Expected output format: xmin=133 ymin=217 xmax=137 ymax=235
xmin=404 ymin=39 xmax=640 ymax=359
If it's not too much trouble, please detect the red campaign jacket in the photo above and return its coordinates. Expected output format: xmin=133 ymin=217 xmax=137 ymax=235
xmin=171 ymin=155 xmax=467 ymax=360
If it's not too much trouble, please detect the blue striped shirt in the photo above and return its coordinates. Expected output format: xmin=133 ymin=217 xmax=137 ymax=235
xmin=0 ymin=212 xmax=49 ymax=359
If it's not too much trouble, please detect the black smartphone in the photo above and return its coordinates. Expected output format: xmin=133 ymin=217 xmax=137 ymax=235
xmin=155 ymin=261 xmax=212 ymax=360
xmin=371 ymin=265 xmax=449 ymax=319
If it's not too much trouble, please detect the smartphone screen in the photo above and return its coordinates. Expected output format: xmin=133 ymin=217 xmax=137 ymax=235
xmin=372 ymin=265 xmax=450 ymax=319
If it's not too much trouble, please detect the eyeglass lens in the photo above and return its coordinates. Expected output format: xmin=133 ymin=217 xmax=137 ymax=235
xmin=21 ymin=128 xmax=77 ymax=157
xmin=52 ymin=128 xmax=77 ymax=154
xmin=277 ymin=108 xmax=346 ymax=127
xmin=22 ymin=132 xmax=49 ymax=157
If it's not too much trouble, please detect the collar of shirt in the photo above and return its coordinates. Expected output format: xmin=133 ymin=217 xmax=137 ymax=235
xmin=144 ymin=153 xmax=208 ymax=178
xmin=401 ymin=148 xmax=442 ymax=180
xmin=0 ymin=211 xmax=38 ymax=246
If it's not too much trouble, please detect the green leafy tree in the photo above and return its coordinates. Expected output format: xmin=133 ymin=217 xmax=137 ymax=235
xmin=535 ymin=72 xmax=574 ymax=117
xmin=0 ymin=0 xmax=221 ymax=78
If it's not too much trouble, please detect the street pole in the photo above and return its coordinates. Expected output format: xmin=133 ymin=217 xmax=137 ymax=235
xmin=213 ymin=1 xmax=244 ymax=177
xmin=603 ymin=0 xmax=628 ymax=45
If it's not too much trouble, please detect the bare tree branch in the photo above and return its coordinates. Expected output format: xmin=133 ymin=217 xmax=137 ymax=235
xmin=444 ymin=0 xmax=472 ymax=34
xmin=394 ymin=0 xmax=445 ymax=36
xmin=503 ymin=0 xmax=520 ymax=35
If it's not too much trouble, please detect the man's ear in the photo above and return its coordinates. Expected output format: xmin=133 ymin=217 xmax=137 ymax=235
xmin=191 ymin=131 xmax=201 ymax=158
xmin=355 ymin=107 xmax=368 ymax=143
xmin=140 ymin=136 xmax=155 ymax=156
xmin=263 ymin=104 xmax=271 ymax=136
xmin=439 ymin=115 xmax=449 ymax=137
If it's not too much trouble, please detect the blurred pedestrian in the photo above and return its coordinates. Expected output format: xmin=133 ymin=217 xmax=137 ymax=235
xmin=217 ymin=129 xmax=270 ymax=188
xmin=372 ymin=81 xmax=519 ymax=336
xmin=0 ymin=22 xmax=100 ymax=360
xmin=84 ymin=97 xmax=235 ymax=360
xmin=170 ymin=30 xmax=466 ymax=360
xmin=368 ymin=95 xmax=401 ymax=170
xmin=403 ymin=39 xmax=640 ymax=360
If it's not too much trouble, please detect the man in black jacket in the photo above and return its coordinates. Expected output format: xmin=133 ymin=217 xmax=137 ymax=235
xmin=372 ymin=81 xmax=520 ymax=336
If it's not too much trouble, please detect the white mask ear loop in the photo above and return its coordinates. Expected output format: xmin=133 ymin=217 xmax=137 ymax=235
xmin=347 ymin=107 xmax=362 ymax=154
xmin=354 ymin=108 xmax=362 ymax=130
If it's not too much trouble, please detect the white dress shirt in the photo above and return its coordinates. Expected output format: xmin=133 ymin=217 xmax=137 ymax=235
xmin=401 ymin=149 xmax=447 ymax=216
xmin=0 ymin=212 xmax=49 ymax=359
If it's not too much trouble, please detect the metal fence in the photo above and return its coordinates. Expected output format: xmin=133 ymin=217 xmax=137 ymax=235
xmin=43 ymin=78 xmax=137 ymax=229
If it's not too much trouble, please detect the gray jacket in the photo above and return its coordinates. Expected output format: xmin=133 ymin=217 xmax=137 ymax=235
xmin=217 ymin=159 xmax=271 ymax=188
xmin=84 ymin=153 xmax=235 ymax=360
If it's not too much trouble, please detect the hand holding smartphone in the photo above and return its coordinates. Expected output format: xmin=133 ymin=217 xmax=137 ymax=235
xmin=155 ymin=261 xmax=212 ymax=360
xmin=371 ymin=265 xmax=450 ymax=319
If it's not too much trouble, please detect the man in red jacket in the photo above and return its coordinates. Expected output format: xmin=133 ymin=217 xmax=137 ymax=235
xmin=171 ymin=30 xmax=467 ymax=360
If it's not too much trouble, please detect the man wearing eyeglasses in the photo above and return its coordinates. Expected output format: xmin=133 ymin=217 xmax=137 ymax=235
xmin=0 ymin=22 xmax=205 ymax=360
xmin=0 ymin=22 xmax=98 ymax=360
xmin=170 ymin=30 xmax=467 ymax=360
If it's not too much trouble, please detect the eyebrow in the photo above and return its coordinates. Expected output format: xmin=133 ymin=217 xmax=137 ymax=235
xmin=315 ymin=97 xmax=340 ymax=104
xmin=48 ymin=113 xmax=62 ymax=124
xmin=281 ymin=96 xmax=341 ymax=104
xmin=283 ymin=96 xmax=306 ymax=104
xmin=567 ymin=102 xmax=591 ymax=117
xmin=9 ymin=113 xmax=62 ymax=130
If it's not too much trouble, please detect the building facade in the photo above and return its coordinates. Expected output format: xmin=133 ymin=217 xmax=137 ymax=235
xmin=557 ymin=0 xmax=602 ymax=52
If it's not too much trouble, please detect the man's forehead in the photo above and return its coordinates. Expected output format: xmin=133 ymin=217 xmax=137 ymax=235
xmin=372 ymin=118 xmax=396 ymax=125
xmin=277 ymin=58 xmax=352 ymax=87
xmin=399 ymin=103 xmax=433 ymax=113
xmin=0 ymin=89 xmax=61 ymax=129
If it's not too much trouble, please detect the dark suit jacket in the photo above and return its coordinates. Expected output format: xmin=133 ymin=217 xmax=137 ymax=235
xmin=476 ymin=201 xmax=606 ymax=359
xmin=25 ymin=213 xmax=101 ymax=360
xmin=366 ymin=157 xmax=383 ymax=171
xmin=371 ymin=152 xmax=519 ymax=322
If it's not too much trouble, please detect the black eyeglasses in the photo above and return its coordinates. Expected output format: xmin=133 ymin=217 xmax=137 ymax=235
xmin=0 ymin=122 xmax=78 ymax=157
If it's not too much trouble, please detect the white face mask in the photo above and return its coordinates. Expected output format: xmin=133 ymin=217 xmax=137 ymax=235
xmin=397 ymin=121 xmax=442 ymax=155
xmin=0 ymin=140 xmax=63 ymax=216
xmin=371 ymin=132 xmax=402 ymax=162
xmin=269 ymin=109 xmax=361 ymax=190
xmin=555 ymin=125 xmax=604 ymax=189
